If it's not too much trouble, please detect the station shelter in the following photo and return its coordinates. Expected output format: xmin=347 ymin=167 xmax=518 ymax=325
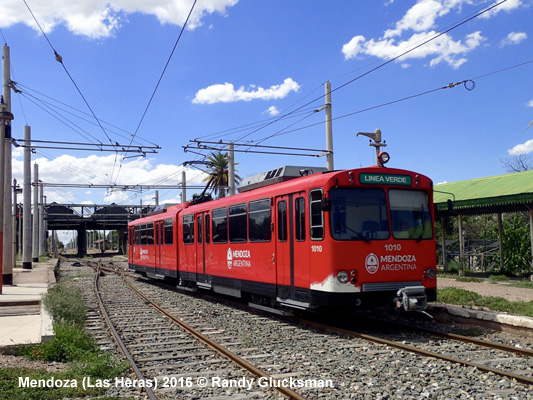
xmin=433 ymin=170 xmax=533 ymax=274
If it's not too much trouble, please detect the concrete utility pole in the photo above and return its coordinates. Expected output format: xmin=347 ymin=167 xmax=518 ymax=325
xmin=154 ymin=190 xmax=159 ymax=207
xmin=12 ymin=179 xmax=21 ymax=270
xmin=181 ymin=170 xmax=186 ymax=204
xmin=32 ymin=164 xmax=39 ymax=262
xmin=325 ymin=81 xmax=334 ymax=171
xmin=23 ymin=126 xmax=32 ymax=269
xmin=228 ymin=142 xmax=235 ymax=196
xmin=2 ymin=45 xmax=13 ymax=285
xmin=356 ymin=129 xmax=387 ymax=165
xmin=39 ymin=183 xmax=45 ymax=256
xmin=315 ymin=81 xmax=334 ymax=171
xmin=0 ymin=49 xmax=7 ymax=293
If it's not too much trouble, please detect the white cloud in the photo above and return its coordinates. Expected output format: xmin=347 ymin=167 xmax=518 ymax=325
xmin=265 ymin=106 xmax=280 ymax=116
xmin=343 ymin=30 xmax=485 ymax=69
xmin=480 ymin=0 xmax=523 ymax=19
xmin=0 ymin=0 xmax=239 ymax=39
xmin=528 ymin=100 xmax=533 ymax=107
xmin=508 ymin=139 xmax=533 ymax=155
xmin=11 ymin=152 xmax=207 ymax=204
xmin=192 ymin=78 xmax=300 ymax=104
xmin=500 ymin=31 xmax=527 ymax=47
xmin=342 ymin=0 xmax=523 ymax=68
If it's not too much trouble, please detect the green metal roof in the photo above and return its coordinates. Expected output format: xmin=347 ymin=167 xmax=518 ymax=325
xmin=434 ymin=170 xmax=533 ymax=215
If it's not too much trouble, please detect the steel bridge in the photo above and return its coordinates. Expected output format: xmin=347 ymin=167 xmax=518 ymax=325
xmin=45 ymin=202 xmax=158 ymax=257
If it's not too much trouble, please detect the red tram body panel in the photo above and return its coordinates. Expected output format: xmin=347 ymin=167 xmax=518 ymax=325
xmin=128 ymin=166 xmax=437 ymax=312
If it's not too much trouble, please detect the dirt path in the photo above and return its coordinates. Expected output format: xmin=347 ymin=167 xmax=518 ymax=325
xmin=438 ymin=277 xmax=533 ymax=303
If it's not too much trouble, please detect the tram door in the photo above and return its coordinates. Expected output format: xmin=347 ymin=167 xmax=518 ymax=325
xmin=155 ymin=221 xmax=164 ymax=276
xmin=275 ymin=193 xmax=310 ymax=303
xmin=195 ymin=212 xmax=211 ymax=287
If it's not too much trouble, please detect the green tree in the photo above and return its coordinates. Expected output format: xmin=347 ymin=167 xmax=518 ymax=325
xmin=203 ymin=152 xmax=241 ymax=198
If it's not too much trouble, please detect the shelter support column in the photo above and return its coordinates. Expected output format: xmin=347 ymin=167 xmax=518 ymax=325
xmin=440 ymin=216 xmax=447 ymax=272
xmin=497 ymin=213 xmax=504 ymax=273
xmin=458 ymin=214 xmax=465 ymax=276
xmin=529 ymin=208 xmax=533 ymax=272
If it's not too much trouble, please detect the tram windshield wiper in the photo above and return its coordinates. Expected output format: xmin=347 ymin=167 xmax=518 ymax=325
xmin=346 ymin=225 xmax=370 ymax=243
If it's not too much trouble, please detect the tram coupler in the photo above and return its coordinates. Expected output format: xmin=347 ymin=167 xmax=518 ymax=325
xmin=394 ymin=286 xmax=428 ymax=313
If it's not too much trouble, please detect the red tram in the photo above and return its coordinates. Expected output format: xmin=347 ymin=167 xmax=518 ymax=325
xmin=128 ymin=164 xmax=436 ymax=313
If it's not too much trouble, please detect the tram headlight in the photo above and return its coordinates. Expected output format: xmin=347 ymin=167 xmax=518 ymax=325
xmin=378 ymin=151 xmax=390 ymax=166
xmin=427 ymin=268 xmax=436 ymax=279
xmin=337 ymin=270 xmax=349 ymax=284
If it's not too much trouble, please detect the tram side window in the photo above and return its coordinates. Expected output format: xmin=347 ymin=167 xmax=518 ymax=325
xmin=183 ymin=214 xmax=194 ymax=244
xmin=141 ymin=224 xmax=147 ymax=245
xmin=146 ymin=222 xmax=154 ymax=245
xmin=249 ymin=199 xmax=271 ymax=242
xmin=197 ymin=216 xmax=202 ymax=244
xmin=229 ymin=203 xmax=247 ymax=243
xmin=205 ymin=215 xmax=210 ymax=244
xmin=295 ymin=197 xmax=306 ymax=241
xmin=164 ymin=219 xmax=173 ymax=245
xmin=135 ymin=226 xmax=141 ymax=245
xmin=212 ymin=207 xmax=227 ymax=243
xmin=310 ymin=190 xmax=324 ymax=240
xmin=278 ymin=201 xmax=287 ymax=242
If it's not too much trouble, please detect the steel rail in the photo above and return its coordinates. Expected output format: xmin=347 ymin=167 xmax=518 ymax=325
xmin=93 ymin=267 xmax=159 ymax=400
xmin=299 ymin=319 xmax=533 ymax=386
xmin=390 ymin=320 xmax=533 ymax=357
xmin=121 ymin=274 xmax=307 ymax=400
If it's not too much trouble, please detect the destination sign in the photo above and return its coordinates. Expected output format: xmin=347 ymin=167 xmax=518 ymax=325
xmin=359 ymin=173 xmax=412 ymax=186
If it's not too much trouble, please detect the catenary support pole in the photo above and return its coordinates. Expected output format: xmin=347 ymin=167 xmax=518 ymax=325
xmin=1 ymin=45 xmax=14 ymax=286
xmin=38 ymin=181 xmax=45 ymax=256
xmin=22 ymin=126 xmax=31 ymax=269
xmin=32 ymin=163 xmax=39 ymax=262
xmin=181 ymin=170 xmax=186 ymax=203
xmin=228 ymin=142 xmax=235 ymax=196
xmin=325 ymin=81 xmax=334 ymax=171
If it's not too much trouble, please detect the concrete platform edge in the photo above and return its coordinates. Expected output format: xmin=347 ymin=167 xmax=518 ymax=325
xmin=429 ymin=303 xmax=533 ymax=329
xmin=40 ymin=302 xmax=54 ymax=342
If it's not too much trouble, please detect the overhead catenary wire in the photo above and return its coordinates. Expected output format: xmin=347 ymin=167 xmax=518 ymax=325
xmin=233 ymin=57 xmax=533 ymax=145
xmin=21 ymin=0 xmax=118 ymax=154
xmin=199 ymin=0 xmax=510 ymax=148
xmin=113 ymin=0 xmax=198 ymax=185
xmin=14 ymin=82 xmax=160 ymax=147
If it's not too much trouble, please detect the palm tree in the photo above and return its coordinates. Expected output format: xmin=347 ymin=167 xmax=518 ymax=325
xmin=203 ymin=152 xmax=241 ymax=198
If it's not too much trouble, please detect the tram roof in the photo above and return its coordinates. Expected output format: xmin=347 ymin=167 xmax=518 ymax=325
xmin=434 ymin=170 xmax=533 ymax=216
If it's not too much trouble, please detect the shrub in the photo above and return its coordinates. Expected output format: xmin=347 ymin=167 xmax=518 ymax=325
xmin=42 ymin=282 xmax=86 ymax=326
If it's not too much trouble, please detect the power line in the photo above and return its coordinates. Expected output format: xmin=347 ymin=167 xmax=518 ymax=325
xmin=202 ymin=0 xmax=510 ymax=147
xmin=21 ymin=0 xmax=118 ymax=152
xmin=14 ymin=82 xmax=159 ymax=147
xmin=113 ymin=0 xmax=198 ymax=185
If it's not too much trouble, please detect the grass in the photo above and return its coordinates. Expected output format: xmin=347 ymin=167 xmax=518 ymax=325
xmin=438 ymin=287 xmax=533 ymax=317
xmin=2 ymin=281 xmax=128 ymax=400
xmin=509 ymin=280 xmax=533 ymax=289
xmin=488 ymin=274 xmax=510 ymax=283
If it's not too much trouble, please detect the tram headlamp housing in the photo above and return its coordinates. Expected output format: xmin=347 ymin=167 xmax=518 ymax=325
xmin=423 ymin=268 xmax=436 ymax=280
xmin=378 ymin=151 xmax=390 ymax=166
xmin=337 ymin=270 xmax=349 ymax=284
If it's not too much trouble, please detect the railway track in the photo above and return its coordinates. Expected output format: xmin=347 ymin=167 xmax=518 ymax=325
xmin=63 ymin=258 xmax=533 ymax=399
xmin=93 ymin=267 xmax=313 ymax=399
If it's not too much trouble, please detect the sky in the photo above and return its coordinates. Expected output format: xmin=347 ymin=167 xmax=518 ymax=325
xmin=1 ymin=0 xmax=533 ymax=213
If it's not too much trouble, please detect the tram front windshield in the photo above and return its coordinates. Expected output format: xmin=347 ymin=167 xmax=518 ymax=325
xmin=329 ymin=188 xmax=432 ymax=241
